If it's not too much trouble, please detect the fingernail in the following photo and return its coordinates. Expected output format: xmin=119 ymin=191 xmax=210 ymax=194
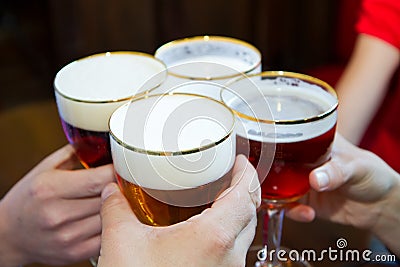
xmin=101 ymin=183 xmax=119 ymax=202
xmin=315 ymin=171 xmax=330 ymax=191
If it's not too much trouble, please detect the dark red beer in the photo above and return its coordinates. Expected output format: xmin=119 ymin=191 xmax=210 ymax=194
xmin=60 ymin=119 xmax=112 ymax=168
xmin=222 ymin=71 xmax=338 ymax=203
xmin=237 ymin=125 xmax=335 ymax=201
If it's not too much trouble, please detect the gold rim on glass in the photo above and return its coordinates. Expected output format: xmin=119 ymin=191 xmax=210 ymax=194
xmin=222 ymin=71 xmax=338 ymax=125
xmin=54 ymin=51 xmax=167 ymax=104
xmin=154 ymin=35 xmax=262 ymax=81
xmin=109 ymin=92 xmax=236 ymax=156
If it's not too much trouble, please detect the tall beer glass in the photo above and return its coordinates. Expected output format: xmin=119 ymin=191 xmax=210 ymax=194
xmin=153 ymin=35 xmax=261 ymax=99
xmin=54 ymin=51 xmax=166 ymax=168
xmin=109 ymin=93 xmax=236 ymax=226
xmin=221 ymin=71 xmax=338 ymax=267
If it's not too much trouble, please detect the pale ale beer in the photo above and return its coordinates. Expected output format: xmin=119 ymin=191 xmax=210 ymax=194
xmin=222 ymin=71 xmax=338 ymax=203
xmin=109 ymin=93 xmax=236 ymax=226
xmin=153 ymin=36 xmax=262 ymax=99
xmin=54 ymin=52 xmax=166 ymax=168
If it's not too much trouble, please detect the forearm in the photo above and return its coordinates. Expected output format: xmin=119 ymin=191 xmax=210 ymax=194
xmin=336 ymin=34 xmax=400 ymax=144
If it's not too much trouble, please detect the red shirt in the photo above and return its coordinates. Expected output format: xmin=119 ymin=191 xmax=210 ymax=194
xmin=356 ymin=0 xmax=400 ymax=172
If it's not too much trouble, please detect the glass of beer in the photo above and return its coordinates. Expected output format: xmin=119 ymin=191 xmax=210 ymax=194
xmin=221 ymin=71 xmax=338 ymax=266
xmin=152 ymin=35 xmax=261 ymax=99
xmin=109 ymin=93 xmax=236 ymax=226
xmin=54 ymin=51 xmax=167 ymax=168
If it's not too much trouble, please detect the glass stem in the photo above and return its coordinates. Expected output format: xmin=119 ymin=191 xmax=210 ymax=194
xmin=263 ymin=205 xmax=285 ymax=266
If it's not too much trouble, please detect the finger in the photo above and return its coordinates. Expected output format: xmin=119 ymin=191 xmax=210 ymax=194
xmin=230 ymin=213 xmax=258 ymax=262
xmin=57 ymin=214 xmax=102 ymax=243
xmin=33 ymin=145 xmax=81 ymax=173
xmin=197 ymin=155 xmax=260 ymax=241
xmin=309 ymin=158 xmax=352 ymax=192
xmin=64 ymin=234 xmax=101 ymax=263
xmin=219 ymin=154 xmax=261 ymax=208
xmin=309 ymin=134 xmax=363 ymax=192
xmin=100 ymin=183 xmax=143 ymax=231
xmin=48 ymin=197 xmax=102 ymax=224
xmin=53 ymin=164 xmax=115 ymax=199
xmin=285 ymin=203 xmax=315 ymax=222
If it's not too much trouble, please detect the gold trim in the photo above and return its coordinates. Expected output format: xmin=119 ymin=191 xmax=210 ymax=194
xmin=221 ymin=71 xmax=338 ymax=125
xmin=54 ymin=51 xmax=167 ymax=104
xmin=154 ymin=35 xmax=262 ymax=81
xmin=109 ymin=92 xmax=236 ymax=156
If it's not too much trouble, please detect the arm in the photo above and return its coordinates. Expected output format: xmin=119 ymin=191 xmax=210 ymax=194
xmin=98 ymin=155 xmax=260 ymax=267
xmin=0 ymin=145 xmax=114 ymax=266
xmin=336 ymin=34 xmax=400 ymax=144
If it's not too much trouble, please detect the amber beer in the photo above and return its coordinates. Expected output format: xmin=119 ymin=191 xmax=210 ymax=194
xmin=109 ymin=93 xmax=236 ymax=226
xmin=54 ymin=52 xmax=166 ymax=168
xmin=222 ymin=71 xmax=338 ymax=203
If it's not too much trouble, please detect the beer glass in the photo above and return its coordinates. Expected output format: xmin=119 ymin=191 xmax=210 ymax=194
xmin=221 ymin=71 xmax=338 ymax=266
xmin=109 ymin=93 xmax=236 ymax=226
xmin=153 ymin=35 xmax=261 ymax=99
xmin=54 ymin=51 xmax=166 ymax=265
xmin=54 ymin=51 xmax=167 ymax=168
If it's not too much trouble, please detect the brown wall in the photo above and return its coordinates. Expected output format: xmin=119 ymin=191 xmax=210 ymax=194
xmin=0 ymin=0 xmax=338 ymax=110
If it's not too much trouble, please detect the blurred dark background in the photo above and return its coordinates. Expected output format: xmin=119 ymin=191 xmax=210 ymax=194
xmin=0 ymin=0 xmax=343 ymax=110
xmin=1 ymin=1 xmax=371 ymax=267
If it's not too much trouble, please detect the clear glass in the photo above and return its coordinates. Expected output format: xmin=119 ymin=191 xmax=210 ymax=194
xmin=222 ymin=71 xmax=338 ymax=267
xmin=109 ymin=93 xmax=236 ymax=226
xmin=152 ymin=35 xmax=262 ymax=100
xmin=53 ymin=51 xmax=166 ymax=265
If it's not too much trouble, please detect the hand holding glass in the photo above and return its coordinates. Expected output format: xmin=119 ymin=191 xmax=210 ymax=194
xmin=222 ymin=71 xmax=338 ymax=266
xmin=109 ymin=93 xmax=236 ymax=226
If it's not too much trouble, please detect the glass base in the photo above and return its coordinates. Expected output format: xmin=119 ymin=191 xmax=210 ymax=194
xmin=247 ymin=246 xmax=312 ymax=267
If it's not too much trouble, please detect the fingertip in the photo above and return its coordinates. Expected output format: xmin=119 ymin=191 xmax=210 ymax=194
xmin=232 ymin=154 xmax=248 ymax=177
xmin=310 ymin=169 xmax=330 ymax=192
xmin=286 ymin=205 xmax=316 ymax=222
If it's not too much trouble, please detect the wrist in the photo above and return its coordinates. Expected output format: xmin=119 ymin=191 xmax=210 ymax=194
xmin=0 ymin=202 xmax=28 ymax=267
xmin=371 ymin=175 xmax=400 ymax=257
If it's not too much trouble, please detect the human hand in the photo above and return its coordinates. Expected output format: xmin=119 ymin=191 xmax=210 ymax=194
xmin=0 ymin=145 xmax=114 ymax=266
xmin=286 ymin=134 xmax=400 ymax=256
xmin=98 ymin=154 xmax=260 ymax=267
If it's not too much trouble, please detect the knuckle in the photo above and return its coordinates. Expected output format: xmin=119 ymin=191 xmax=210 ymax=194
xmin=29 ymin=173 xmax=55 ymax=200
xmin=85 ymin=175 xmax=106 ymax=195
xmin=63 ymin=247 xmax=83 ymax=261
xmin=54 ymin=230 xmax=76 ymax=248
xmin=39 ymin=208 xmax=65 ymax=229
xmin=209 ymin=230 xmax=236 ymax=253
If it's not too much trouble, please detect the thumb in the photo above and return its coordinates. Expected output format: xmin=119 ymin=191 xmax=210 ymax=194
xmin=101 ymin=183 xmax=142 ymax=229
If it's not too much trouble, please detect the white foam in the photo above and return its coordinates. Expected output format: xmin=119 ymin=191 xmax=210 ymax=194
xmin=110 ymin=94 xmax=236 ymax=190
xmin=168 ymin=56 xmax=253 ymax=78
xmin=153 ymin=37 xmax=262 ymax=100
xmin=155 ymin=37 xmax=261 ymax=77
xmin=223 ymin=81 xmax=337 ymax=143
xmin=54 ymin=52 xmax=166 ymax=131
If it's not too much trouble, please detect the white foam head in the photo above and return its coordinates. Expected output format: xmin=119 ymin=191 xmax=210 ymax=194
xmin=155 ymin=36 xmax=261 ymax=79
xmin=222 ymin=72 xmax=338 ymax=143
xmin=54 ymin=52 xmax=167 ymax=132
xmin=109 ymin=93 xmax=236 ymax=191
xmin=153 ymin=36 xmax=262 ymax=100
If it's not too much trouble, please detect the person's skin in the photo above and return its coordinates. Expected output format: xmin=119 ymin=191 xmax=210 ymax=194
xmin=287 ymin=134 xmax=400 ymax=257
xmin=336 ymin=34 xmax=400 ymax=144
xmin=0 ymin=145 xmax=114 ymax=267
xmin=98 ymin=154 xmax=260 ymax=267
